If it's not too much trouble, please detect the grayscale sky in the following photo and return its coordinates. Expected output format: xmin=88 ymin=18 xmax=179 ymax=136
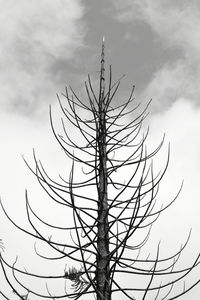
xmin=0 ymin=1 xmax=200 ymax=299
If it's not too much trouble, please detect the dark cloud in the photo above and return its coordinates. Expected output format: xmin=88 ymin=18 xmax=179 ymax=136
xmin=111 ymin=0 xmax=200 ymax=111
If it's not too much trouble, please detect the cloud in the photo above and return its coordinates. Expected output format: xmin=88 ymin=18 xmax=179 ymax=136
xmin=0 ymin=0 xmax=85 ymax=115
xmin=112 ymin=0 xmax=200 ymax=110
xmin=112 ymin=0 xmax=200 ymax=53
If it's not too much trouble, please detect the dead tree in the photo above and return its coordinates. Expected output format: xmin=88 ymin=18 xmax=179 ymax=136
xmin=0 ymin=39 xmax=200 ymax=300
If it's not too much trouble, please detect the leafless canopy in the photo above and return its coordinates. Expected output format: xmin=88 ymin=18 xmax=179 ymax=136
xmin=0 ymin=40 xmax=200 ymax=300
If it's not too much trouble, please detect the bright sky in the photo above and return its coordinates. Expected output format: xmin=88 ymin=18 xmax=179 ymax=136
xmin=0 ymin=1 xmax=200 ymax=299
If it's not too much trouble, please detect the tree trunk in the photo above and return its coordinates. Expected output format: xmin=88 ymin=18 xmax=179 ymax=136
xmin=96 ymin=38 xmax=111 ymax=300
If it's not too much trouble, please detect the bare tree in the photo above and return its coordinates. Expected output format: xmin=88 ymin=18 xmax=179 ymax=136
xmin=0 ymin=39 xmax=200 ymax=300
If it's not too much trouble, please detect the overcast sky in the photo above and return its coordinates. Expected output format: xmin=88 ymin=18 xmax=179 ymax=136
xmin=0 ymin=1 xmax=200 ymax=299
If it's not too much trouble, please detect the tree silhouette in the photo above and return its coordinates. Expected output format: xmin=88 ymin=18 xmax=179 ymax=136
xmin=0 ymin=39 xmax=200 ymax=300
